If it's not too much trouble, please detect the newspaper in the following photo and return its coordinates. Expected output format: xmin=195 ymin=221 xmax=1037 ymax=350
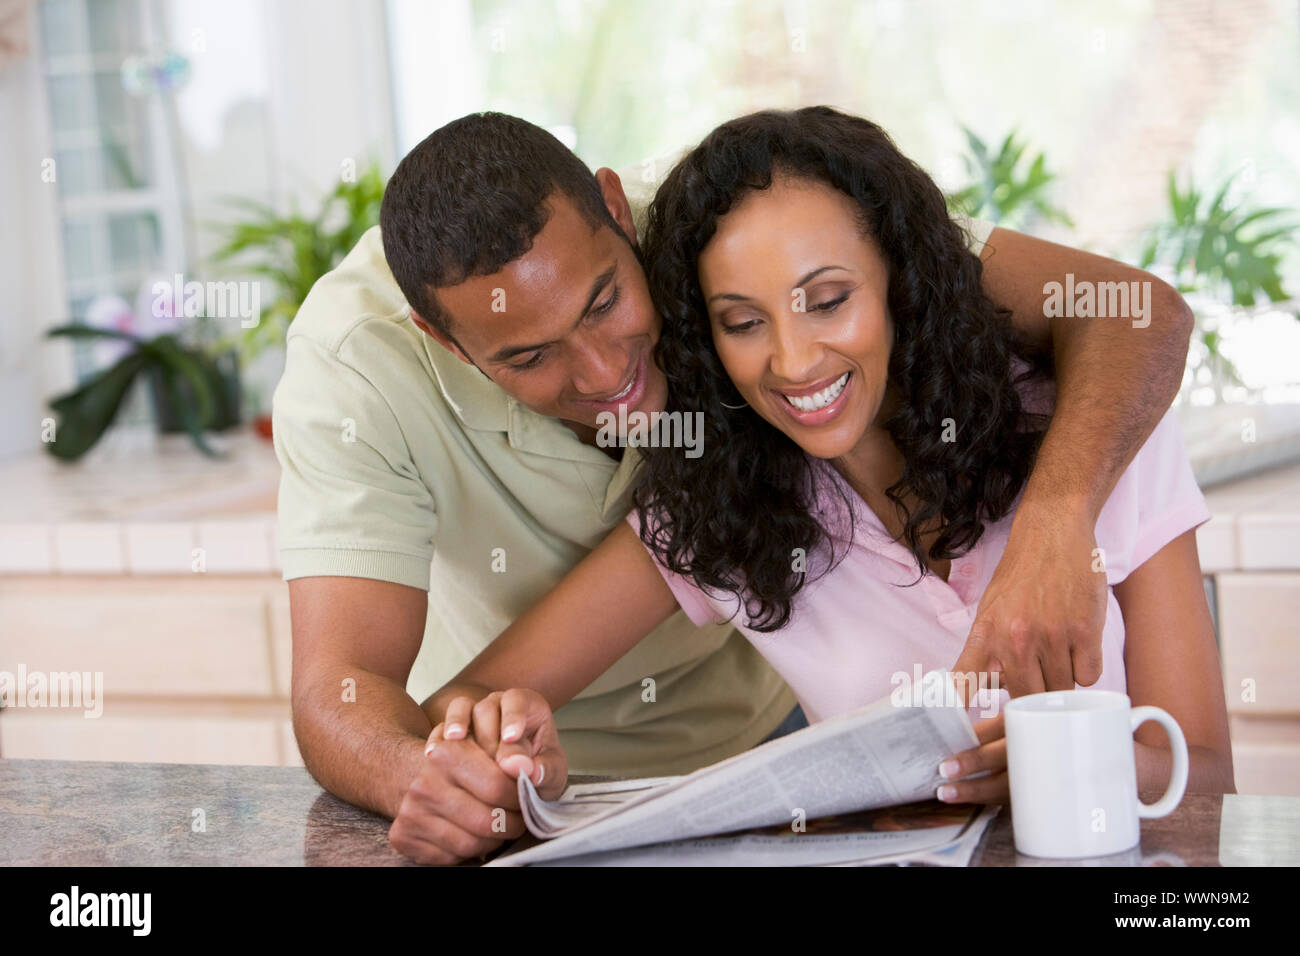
xmin=489 ymin=669 xmax=986 ymax=867
xmin=515 ymin=799 xmax=1000 ymax=867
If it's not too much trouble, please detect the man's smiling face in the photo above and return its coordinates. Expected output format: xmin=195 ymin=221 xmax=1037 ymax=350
xmin=412 ymin=183 xmax=669 ymax=438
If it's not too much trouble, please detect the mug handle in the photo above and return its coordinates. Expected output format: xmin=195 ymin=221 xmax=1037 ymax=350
xmin=1130 ymin=705 xmax=1189 ymax=818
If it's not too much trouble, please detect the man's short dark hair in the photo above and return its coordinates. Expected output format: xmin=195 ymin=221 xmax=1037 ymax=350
xmin=380 ymin=112 xmax=620 ymax=342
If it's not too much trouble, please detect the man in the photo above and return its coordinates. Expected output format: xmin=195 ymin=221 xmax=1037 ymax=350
xmin=273 ymin=111 xmax=1193 ymax=865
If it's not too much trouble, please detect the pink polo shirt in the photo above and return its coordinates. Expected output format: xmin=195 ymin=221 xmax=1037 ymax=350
xmin=630 ymin=397 xmax=1210 ymax=725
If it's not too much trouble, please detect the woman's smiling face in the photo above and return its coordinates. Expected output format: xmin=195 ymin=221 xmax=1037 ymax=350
xmin=699 ymin=174 xmax=894 ymax=461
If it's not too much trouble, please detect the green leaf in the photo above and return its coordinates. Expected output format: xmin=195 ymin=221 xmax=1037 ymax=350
xmin=45 ymin=351 xmax=151 ymax=461
xmin=47 ymin=325 xmax=142 ymax=344
xmin=948 ymin=126 xmax=1069 ymax=230
xmin=1141 ymin=168 xmax=1297 ymax=307
xmin=204 ymin=161 xmax=387 ymax=360
xmin=155 ymin=338 xmax=219 ymax=424
xmin=157 ymin=364 xmax=220 ymax=458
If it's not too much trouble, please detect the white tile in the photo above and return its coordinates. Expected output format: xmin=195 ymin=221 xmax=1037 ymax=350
xmin=1 ymin=588 xmax=274 ymax=696
xmin=196 ymin=519 xmax=275 ymax=573
xmin=52 ymin=522 xmax=124 ymax=573
xmin=278 ymin=720 xmax=305 ymax=767
xmin=0 ymin=523 xmax=55 ymax=572
xmin=1196 ymin=514 xmax=1238 ymax=573
xmin=1217 ymin=573 xmax=1300 ymax=714
xmin=1239 ymin=513 xmax=1300 ymax=570
xmin=267 ymin=519 xmax=281 ymax=572
xmin=124 ymin=522 xmax=198 ymax=574
xmin=0 ymin=711 xmax=283 ymax=765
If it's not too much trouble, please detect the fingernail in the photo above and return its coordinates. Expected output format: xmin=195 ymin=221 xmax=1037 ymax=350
xmin=502 ymin=723 xmax=521 ymax=740
xmin=424 ymin=743 xmax=437 ymax=757
xmin=939 ymin=759 xmax=961 ymax=779
xmin=446 ymin=723 xmax=463 ymax=738
xmin=536 ymin=765 xmax=545 ymax=785
xmin=937 ymin=785 xmax=957 ymax=802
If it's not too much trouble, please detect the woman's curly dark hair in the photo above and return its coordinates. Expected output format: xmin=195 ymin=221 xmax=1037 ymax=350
xmin=633 ymin=106 xmax=1051 ymax=632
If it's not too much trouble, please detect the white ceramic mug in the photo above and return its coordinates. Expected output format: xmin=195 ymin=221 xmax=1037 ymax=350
xmin=1005 ymin=689 xmax=1189 ymax=859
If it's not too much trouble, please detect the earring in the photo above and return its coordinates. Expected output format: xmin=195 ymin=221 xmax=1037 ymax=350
xmin=720 ymin=400 xmax=748 ymax=409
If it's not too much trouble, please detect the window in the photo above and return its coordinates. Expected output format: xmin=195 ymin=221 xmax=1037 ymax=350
xmin=38 ymin=0 xmax=187 ymax=380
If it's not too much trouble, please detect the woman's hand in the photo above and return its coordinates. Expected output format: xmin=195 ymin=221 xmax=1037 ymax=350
xmin=936 ymin=712 xmax=1008 ymax=805
xmin=434 ymin=688 xmax=569 ymax=800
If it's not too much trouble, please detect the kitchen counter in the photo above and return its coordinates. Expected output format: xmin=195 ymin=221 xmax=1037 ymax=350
xmin=0 ymin=427 xmax=281 ymax=574
xmin=2 ymin=758 xmax=1296 ymax=866
xmin=0 ymin=758 xmax=416 ymax=866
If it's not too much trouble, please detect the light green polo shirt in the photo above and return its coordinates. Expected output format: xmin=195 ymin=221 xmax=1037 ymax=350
xmin=272 ymin=206 xmax=994 ymax=777
xmin=272 ymin=226 xmax=801 ymax=777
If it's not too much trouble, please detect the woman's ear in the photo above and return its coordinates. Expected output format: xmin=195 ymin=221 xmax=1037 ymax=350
xmin=595 ymin=167 xmax=638 ymax=246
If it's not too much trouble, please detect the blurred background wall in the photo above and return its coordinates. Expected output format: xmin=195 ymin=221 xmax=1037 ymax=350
xmin=0 ymin=0 xmax=1297 ymax=785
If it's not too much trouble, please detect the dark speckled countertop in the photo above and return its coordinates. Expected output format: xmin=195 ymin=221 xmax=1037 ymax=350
xmin=1 ymin=759 xmax=1297 ymax=866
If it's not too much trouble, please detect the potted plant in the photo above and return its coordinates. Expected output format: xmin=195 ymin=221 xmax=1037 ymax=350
xmin=945 ymin=126 xmax=1073 ymax=231
xmin=43 ymin=324 xmax=234 ymax=461
xmin=1140 ymin=169 xmax=1298 ymax=393
xmin=207 ymin=162 xmax=387 ymax=438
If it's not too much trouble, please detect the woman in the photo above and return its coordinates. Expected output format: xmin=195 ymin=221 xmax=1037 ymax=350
xmin=425 ymin=107 xmax=1234 ymax=803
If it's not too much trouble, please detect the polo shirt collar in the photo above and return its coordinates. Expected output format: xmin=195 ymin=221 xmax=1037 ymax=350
xmin=420 ymin=324 xmax=509 ymax=431
xmin=419 ymin=320 xmax=621 ymax=470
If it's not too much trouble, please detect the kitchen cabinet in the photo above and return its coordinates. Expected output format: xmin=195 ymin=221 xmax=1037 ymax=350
xmin=0 ymin=431 xmax=301 ymax=767
xmin=0 ymin=575 xmax=301 ymax=767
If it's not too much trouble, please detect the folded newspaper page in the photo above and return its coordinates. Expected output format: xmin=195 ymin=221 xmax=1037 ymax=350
xmin=489 ymin=669 xmax=983 ymax=866
xmin=519 ymin=800 xmax=1001 ymax=867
